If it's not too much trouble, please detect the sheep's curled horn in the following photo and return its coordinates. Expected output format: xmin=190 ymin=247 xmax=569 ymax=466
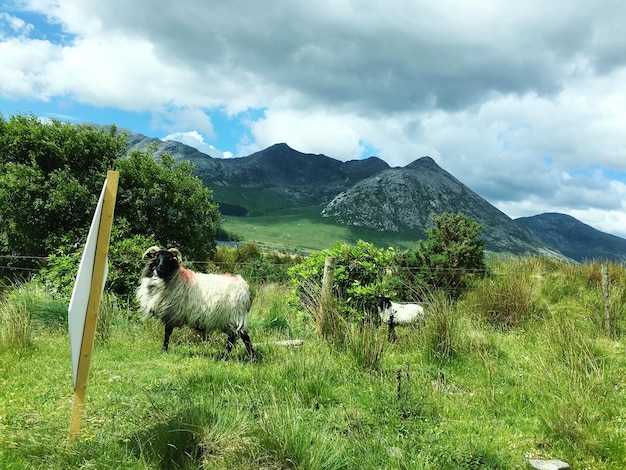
xmin=142 ymin=246 xmax=161 ymax=259
xmin=168 ymin=248 xmax=182 ymax=261
xmin=142 ymin=246 xmax=182 ymax=261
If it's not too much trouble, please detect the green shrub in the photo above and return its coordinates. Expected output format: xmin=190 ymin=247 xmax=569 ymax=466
xmin=289 ymin=240 xmax=397 ymax=321
xmin=37 ymin=228 xmax=156 ymax=303
xmin=413 ymin=212 xmax=487 ymax=299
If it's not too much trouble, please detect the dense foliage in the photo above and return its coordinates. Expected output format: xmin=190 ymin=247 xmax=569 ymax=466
xmin=290 ymin=214 xmax=486 ymax=320
xmin=289 ymin=240 xmax=400 ymax=321
xmin=415 ymin=212 xmax=486 ymax=297
xmin=0 ymin=113 xmax=222 ymax=295
xmin=115 ymin=149 xmax=221 ymax=262
xmin=0 ymin=114 xmax=127 ymax=260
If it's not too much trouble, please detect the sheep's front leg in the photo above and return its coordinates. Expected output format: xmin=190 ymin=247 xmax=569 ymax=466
xmin=163 ymin=325 xmax=174 ymax=352
xmin=194 ymin=328 xmax=207 ymax=341
xmin=240 ymin=331 xmax=256 ymax=363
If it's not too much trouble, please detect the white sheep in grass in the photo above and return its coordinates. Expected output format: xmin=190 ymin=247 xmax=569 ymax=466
xmin=136 ymin=246 xmax=256 ymax=362
xmin=377 ymin=295 xmax=425 ymax=325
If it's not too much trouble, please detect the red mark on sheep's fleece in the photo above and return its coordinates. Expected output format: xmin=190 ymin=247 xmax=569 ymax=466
xmin=180 ymin=267 xmax=195 ymax=281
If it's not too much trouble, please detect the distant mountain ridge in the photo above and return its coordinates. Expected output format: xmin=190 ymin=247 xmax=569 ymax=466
xmin=112 ymin=126 xmax=624 ymax=259
xmin=515 ymin=213 xmax=626 ymax=262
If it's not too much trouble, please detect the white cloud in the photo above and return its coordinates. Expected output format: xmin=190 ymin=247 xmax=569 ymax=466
xmin=2 ymin=0 xmax=626 ymax=239
xmin=246 ymin=109 xmax=367 ymax=160
xmin=0 ymin=12 xmax=34 ymax=38
xmin=162 ymin=130 xmax=226 ymax=158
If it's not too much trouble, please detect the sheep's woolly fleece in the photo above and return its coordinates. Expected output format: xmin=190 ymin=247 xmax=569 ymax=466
xmin=137 ymin=270 xmax=251 ymax=332
xmin=379 ymin=301 xmax=425 ymax=325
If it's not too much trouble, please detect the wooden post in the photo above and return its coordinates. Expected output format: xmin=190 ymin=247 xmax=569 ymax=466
xmin=68 ymin=171 xmax=118 ymax=444
xmin=602 ymin=264 xmax=611 ymax=337
xmin=387 ymin=311 xmax=397 ymax=343
xmin=321 ymin=256 xmax=336 ymax=304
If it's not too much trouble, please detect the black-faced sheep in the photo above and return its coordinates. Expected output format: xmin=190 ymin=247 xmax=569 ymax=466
xmin=136 ymin=246 xmax=256 ymax=362
xmin=377 ymin=296 xmax=425 ymax=325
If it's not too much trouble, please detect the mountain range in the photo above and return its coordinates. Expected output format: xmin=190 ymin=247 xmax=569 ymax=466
xmin=119 ymin=128 xmax=626 ymax=261
xmin=515 ymin=213 xmax=626 ymax=262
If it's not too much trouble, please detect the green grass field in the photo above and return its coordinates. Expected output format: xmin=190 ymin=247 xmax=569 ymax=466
xmin=1 ymin=259 xmax=626 ymax=469
xmin=222 ymin=208 xmax=424 ymax=252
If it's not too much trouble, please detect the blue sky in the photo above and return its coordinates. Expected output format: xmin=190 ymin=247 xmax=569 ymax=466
xmin=1 ymin=0 xmax=626 ymax=238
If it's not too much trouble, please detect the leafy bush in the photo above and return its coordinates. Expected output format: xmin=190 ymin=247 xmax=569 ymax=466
xmin=116 ymin=150 xmax=221 ymax=262
xmin=289 ymin=240 xmax=397 ymax=321
xmin=414 ymin=212 xmax=487 ymax=299
xmin=37 ymin=227 xmax=157 ymax=304
xmin=0 ymin=114 xmax=127 ymax=261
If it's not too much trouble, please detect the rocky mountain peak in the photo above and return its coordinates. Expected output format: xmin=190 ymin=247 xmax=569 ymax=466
xmin=404 ymin=156 xmax=440 ymax=171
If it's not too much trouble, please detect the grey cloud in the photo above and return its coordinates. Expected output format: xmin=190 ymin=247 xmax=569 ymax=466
xmin=73 ymin=0 xmax=626 ymax=115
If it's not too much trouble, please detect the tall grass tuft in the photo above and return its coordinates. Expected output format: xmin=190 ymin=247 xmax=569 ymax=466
xmin=300 ymin=279 xmax=387 ymax=370
xmin=346 ymin=322 xmax=387 ymax=372
xmin=8 ymin=282 xmax=68 ymax=327
xmin=300 ymin=279 xmax=348 ymax=346
xmin=134 ymin=406 xmax=207 ymax=469
xmin=421 ymin=294 xmax=457 ymax=361
xmin=0 ymin=297 xmax=32 ymax=350
xmin=249 ymin=283 xmax=295 ymax=335
xmin=96 ymin=293 xmax=123 ymax=343
xmin=470 ymin=258 xmax=538 ymax=330
xmin=533 ymin=309 xmax=615 ymax=458
xmin=255 ymin=404 xmax=349 ymax=470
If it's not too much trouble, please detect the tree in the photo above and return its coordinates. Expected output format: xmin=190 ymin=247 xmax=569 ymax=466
xmin=0 ymin=114 xmax=127 ymax=259
xmin=115 ymin=149 xmax=221 ymax=262
xmin=0 ymin=113 xmax=221 ymax=282
xmin=416 ymin=212 xmax=486 ymax=297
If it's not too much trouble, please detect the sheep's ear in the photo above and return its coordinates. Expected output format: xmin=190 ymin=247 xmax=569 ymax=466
xmin=168 ymin=248 xmax=182 ymax=261
xmin=143 ymin=246 xmax=161 ymax=259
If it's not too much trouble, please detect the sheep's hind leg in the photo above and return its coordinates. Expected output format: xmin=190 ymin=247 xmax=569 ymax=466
xmin=163 ymin=325 xmax=174 ymax=352
xmin=240 ymin=331 xmax=256 ymax=363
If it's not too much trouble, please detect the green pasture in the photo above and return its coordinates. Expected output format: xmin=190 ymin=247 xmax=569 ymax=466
xmin=221 ymin=208 xmax=424 ymax=252
xmin=1 ymin=259 xmax=626 ymax=469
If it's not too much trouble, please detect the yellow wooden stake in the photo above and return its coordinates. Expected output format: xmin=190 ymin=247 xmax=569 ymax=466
xmin=68 ymin=170 xmax=118 ymax=444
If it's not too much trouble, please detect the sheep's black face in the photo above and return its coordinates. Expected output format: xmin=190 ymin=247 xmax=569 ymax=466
xmin=148 ymin=250 xmax=180 ymax=280
xmin=377 ymin=296 xmax=392 ymax=311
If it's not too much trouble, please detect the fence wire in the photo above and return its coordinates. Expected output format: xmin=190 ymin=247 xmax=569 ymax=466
xmin=0 ymin=253 xmax=493 ymax=276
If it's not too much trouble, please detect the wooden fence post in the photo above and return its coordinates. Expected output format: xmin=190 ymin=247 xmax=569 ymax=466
xmin=602 ymin=264 xmax=611 ymax=336
xmin=322 ymin=256 xmax=336 ymax=304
